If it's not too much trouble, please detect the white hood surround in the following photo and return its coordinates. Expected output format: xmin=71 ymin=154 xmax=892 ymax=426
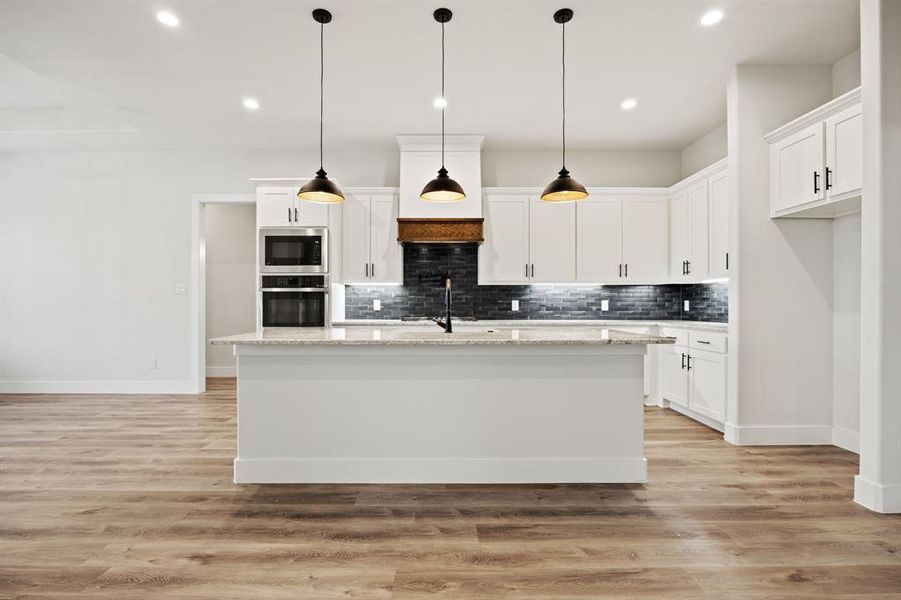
xmin=396 ymin=134 xmax=484 ymax=218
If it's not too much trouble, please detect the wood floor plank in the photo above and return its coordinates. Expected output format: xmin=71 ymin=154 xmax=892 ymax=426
xmin=2 ymin=378 xmax=900 ymax=598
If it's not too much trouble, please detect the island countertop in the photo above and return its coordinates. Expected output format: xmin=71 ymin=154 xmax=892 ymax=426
xmin=210 ymin=326 xmax=675 ymax=346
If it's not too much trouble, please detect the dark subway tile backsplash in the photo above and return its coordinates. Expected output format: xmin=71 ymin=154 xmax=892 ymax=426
xmin=345 ymin=244 xmax=728 ymax=322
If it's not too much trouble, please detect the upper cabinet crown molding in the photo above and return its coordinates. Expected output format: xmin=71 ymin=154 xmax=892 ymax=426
xmin=763 ymin=87 xmax=861 ymax=143
xmin=668 ymin=158 xmax=728 ymax=194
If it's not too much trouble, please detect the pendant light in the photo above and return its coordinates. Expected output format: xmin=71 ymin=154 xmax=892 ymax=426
xmin=420 ymin=8 xmax=465 ymax=202
xmin=298 ymin=8 xmax=344 ymax=204
xmin=540 ymin=8 xmax=588 ymax=203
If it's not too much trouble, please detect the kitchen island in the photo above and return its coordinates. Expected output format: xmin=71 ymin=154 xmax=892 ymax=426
xmin=211 ymin=325 xmax=673 ymax=484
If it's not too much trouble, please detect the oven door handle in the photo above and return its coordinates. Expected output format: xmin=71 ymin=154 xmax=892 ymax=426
xmin=260 ymin=288 xmax=327 ymax=292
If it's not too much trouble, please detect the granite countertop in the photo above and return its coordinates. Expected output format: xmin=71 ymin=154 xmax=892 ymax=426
xmin=332 ymin=319 xmax=729 ymax=333
xmin=210 ymin=326 xmax=675 ymax=346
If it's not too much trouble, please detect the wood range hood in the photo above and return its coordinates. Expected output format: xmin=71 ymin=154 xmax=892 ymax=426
xmin=396 ymin=218 xmax=484 ymax=244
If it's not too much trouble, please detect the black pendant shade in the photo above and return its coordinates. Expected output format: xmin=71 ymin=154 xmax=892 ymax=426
xmin=421 ymin=167 xmax=466 ymax=203
xmin=298 ymin=8 xmax=344 ymax=204
xmin=421 ymin=8 xmax=465 ymax=203
xmin=298 ymin=168 xmax=344 ymax=204
xmin=541 ymin=8 xmax=588 ymax=203
xmin=541 ymin=167 xmax=588 ymax=203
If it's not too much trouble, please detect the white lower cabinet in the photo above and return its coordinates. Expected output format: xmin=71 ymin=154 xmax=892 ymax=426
xmin=658 ymin=328 xmax=728 ymax=428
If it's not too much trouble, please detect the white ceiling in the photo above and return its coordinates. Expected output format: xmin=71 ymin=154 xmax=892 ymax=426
xmin=0 ymin=0 xmax=860 ymax=153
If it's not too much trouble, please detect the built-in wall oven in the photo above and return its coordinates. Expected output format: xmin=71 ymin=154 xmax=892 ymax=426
xmin=259 ymin=228 xmax=328 ymax=274
xmin=259 ymin=274 xmax=328 ymax=328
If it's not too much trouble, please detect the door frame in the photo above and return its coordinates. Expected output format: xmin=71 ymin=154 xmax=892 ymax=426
xmin=190 ymin=193 xmax=256 ymax=394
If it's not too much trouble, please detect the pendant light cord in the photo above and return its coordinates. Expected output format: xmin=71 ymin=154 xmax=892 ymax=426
xmin=441 ymin=20 xmax=446 ymax=170
xmin=319 ymin=21 xmax=324 ymax=171
xmin=561 ymin=19 xmax=566 ymax=170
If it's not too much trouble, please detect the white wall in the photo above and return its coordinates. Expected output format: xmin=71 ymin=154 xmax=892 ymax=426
xmin=482 ymin=149 xmax=682 ymax=188
xmin=726 ymin=65 xmax=835 ymax=445
xmin=832 ymin=214 xmax=861 ymax=452
xmin=680 ymin=123 xmax=727 ymax=179
xmin=0 ymin=145 xmax=682 ymax=392
xmin=205 ymin=203 xmax=256 ymax=377
xmin=832 ymin=48 xmax=862 ymax=97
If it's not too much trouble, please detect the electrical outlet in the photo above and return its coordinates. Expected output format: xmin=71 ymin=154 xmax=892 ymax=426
xmin=684 ymin=300 xmax=690 ymax=311
xmin=511 ymin=300 xmax=519 ymax=312
xmin=601 ymin=299 xmax=610 ymax=312
xmin=175 ymin=284 xmax=187 ymax=296
xmin=148 ymin=356 xmax=158 ymax=370
xmin=373 ymin=299 xmax=381 ymax=311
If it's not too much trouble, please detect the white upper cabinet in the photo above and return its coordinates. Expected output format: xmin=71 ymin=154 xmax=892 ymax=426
xmin=687 ymin=182 xmax=710 ymax=281
xmin=770 ymin=123 xmax=825 ymax=214
xmin=708 ymin=171 xmax=730 ymax=279
xmin=479 ymin=195 xmax=530 ymax=284
xmin=256 ymin=185 xmax=330 ymax=228
xmin=621 ymin=196 xmax=669 ymax=282
xmin=577 ymin=195 xmax=667 ymax=283
xmin=341 ymin=193 xmax=402 ymax=285
xmin=576 ymin=196 xmax=622 ymax=282
xmin=766 ymin=87 xmax=862 ymax=218
xmin=669 ymin=160 xmax=728 ymax=283
xmin=529 ymin=197 xmax=576 ymax=283
xmin=825 ymin=103 xmax=863 ymax=198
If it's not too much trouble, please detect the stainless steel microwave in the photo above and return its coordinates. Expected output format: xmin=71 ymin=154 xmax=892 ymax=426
xmin=259 ymin=228 xmax=328 ymax=274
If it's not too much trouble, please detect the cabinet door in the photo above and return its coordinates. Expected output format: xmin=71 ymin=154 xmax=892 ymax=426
xmin=770 ymin=122 xmax=825 ymax=214
xmin=659 ymin=345 xmax=689 ymax=407
xmin=708 ymin=172 xmax=730 ymax=279
xmin=688 ymin=349 xmax=727 ymax=422
xmin=825 ymin=104 xmax=862 ymax=198
xmin=687 ymin=181 xmax=710 ymax=281
xmin=293 ymin=188 xmax=331 ymax=227
xmin=342 ymin=195 xmax=371 ymax=283
xmin=369 ymin=195 xmax=402 ymax=284
xmin=256 ymin=187 xmax=294 ymax=227
xmin=621 ymin=196 xmax=668 ymax=282
xmin=576 ymin=197 xmax=622 ymax=283
xmin=669 ymin=191 xmax=689 ymax=280
xmin=479 ymin=195 xmax=530 ymax=283
xmin=529 ymin=198 xmax=576 ymax=283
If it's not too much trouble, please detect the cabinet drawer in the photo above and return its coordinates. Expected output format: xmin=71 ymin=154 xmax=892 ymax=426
xmin=689 ymin=331 xmax=727 ymax=354
xmin=659 ymin=328 xmax=688 ymax=347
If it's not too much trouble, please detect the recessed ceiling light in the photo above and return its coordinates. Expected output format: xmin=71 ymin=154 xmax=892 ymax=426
xmin=433 ymin=97 xmax=447 ymax=109
xmin=620 ymin=98 xmax=638 ymax=110
xmin=156 ymin=11 xmax=179 ymax=27
xmin=699 ymin=9 xmax=724 ymax=26
xmin=242 ymin=98 xmax=260 ymax=111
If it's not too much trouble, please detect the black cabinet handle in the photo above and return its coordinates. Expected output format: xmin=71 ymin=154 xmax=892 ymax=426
xmin=624 ymin=264 xmax=628 ymax=278
xmin=682 ymin=261 xmax=686 ymax=276
xmin=681 ymin=353 xmax=686 ymax=369
xmin=826 ymin=167 xmax=832 ymax=190
xmin=365 ymin=263 xmax=369 ymax=278
xmin=726 ymin=252 xmax=729 ymax=271
xmin=687 ymin=355 xmax=692 ymax=370
xmin=288 ymin=207 xmax=292 ymax=223
xmin=813 ymin=170 xmax=820 ymax=194
xmin=525 ymin=264 xmax=529 ymax=278
xmin=686 ymin=261 xmax=691 ymax=275
xmin=294 ymin=207 xmax=299 ymax=222
xmin=618 ymin=264 xmax=622 ymax=277
xmin=371 ymin=263 xmax=375 ymax=278
xmin=698 ymin=340 xmax=711 ymax=345
xmin=531 ymin=264 xmax=535 ymax=278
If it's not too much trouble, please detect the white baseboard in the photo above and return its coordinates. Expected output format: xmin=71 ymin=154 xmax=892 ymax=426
xmin=723 ymin=423 xmax=832 ymax=445
xmin=0 ymin=380 xmax=198 ymax=395
xmin=234 ymin=457 xmax=648 ymax=484
xmin=854 ymin=475 xmax=901 ymax=514
xmin=206 ymin=366 xmax=236 ymax=377
xmin=831 ymin=426 xmax=860 ymax=453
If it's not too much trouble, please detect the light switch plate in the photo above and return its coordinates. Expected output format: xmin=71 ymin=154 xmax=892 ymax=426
xmin=601 ymin=299 xmax=609 ymax=312
xmin=148 ymin=356 xmax=158 ymax=370
xmin=175 ymin=284 xmax=187 ymax=296
xmin=684 ymin=300 xmax=690 ymax=311
xmin=373 ymin=299 xmax=381 ymax=311
xmin=511 ymin=300 xmax=519 ymax=312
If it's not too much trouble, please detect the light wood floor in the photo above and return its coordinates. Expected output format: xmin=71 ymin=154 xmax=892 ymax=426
xmin=1 ymin=378 xmax=900 ymax=599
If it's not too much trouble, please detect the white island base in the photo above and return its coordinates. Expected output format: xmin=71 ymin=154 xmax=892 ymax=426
xmin=229 ymin=334 xmax=653 ymax=484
